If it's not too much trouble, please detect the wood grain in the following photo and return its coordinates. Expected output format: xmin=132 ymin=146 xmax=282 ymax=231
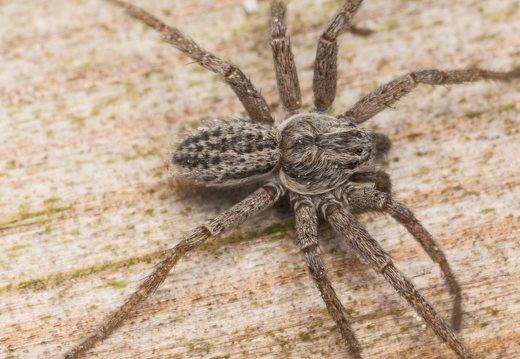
xmin=1 ymin=0 xmax=519 ymax=358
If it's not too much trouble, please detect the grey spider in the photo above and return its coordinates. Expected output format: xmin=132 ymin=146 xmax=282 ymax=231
xmin=66 ymin=0 xmax=520 ymax=358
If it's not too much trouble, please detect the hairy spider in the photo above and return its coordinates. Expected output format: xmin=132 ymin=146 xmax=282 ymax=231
xmin=66 ymin=1 xmax=520 ymax=358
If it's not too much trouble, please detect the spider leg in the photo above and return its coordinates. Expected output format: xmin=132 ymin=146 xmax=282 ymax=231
xmin=342 ymin=66 xmax=520 ymax=124
xmin=349 ymin=170 xmax=392 ymax=194
xmin=64 ymin=183 xmax=284 ymax=359
xmin=270 ymin=1 xmax=301 ymax=114
xmin=313 ymin=0 xmax=364 ymax=112
xmin=323 ymin=199 xmax=475 ymax=359
xmin=370 ymin=132 xmax=391 ymax=165
xmin=106 ymin=0 xmax=273 ymax=124
xmin=348 ymin=24 xmax=374 ymax=37
xmin=292 ymin=193 xmax=362 ymax=358
xmin=346 ymin=187 xmax=463 ymax=331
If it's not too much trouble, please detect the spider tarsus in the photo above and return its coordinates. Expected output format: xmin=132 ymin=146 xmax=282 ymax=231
xmin=481 ymin=65 xmax=520 ymax=81
xmin=270 ymin=0 xmax=302 ymax=112
xmin=452 ymin=292 xmax=463 ymax=332
xmin=348 ymin=24 xmax=374 ymax=37
xmin=313 ymin=0 xmax=365 ymax=111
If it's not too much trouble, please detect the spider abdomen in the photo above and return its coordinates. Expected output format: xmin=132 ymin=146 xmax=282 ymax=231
xmin=173 ymin=120 xmax=281 ymax=186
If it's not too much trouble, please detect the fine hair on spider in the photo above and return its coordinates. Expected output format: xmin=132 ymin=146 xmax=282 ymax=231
xmin=65 ymin=1 xmax=520 ymax=358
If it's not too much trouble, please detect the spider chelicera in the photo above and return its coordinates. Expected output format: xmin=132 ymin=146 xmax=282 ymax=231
xmin=66 ymin=0 xmax=520 ymax=358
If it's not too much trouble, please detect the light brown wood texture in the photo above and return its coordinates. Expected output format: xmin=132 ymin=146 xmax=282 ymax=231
xmin=1 ymin=0 xmax=519 ymax=358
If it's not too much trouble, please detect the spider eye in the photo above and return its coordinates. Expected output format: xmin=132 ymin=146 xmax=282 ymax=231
xmin=279 ymin=113 xmax=372 ymax=194
xmin=173 ymin=120 xmax=280 ymax=186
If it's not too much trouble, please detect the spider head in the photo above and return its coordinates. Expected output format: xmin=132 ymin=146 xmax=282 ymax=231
xmin=278 ymin=113 xmax=372 ymax=194
xmin=172 ymin=120 xmax=281 ymax=186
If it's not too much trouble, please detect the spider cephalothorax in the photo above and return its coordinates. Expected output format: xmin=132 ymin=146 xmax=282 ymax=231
xmin=66 ymin=1 xmax=519 ymax=358
xmin=278 ymin=114 xmax=372 ymax=194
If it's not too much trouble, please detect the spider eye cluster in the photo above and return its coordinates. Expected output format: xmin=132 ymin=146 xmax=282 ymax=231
xmin=279 ymin=114 xmax=372 ymax=194
xmin=172 ymin=120 xmax=280 ymax=186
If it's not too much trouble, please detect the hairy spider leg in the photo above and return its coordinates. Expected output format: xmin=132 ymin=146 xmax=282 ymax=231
xmin=343 ymin=67 xmax=520 ymax=123
xmin=106 ymin=0 xmax=273 ymax=124
xmin=270 ymin=1 xmax=302 ymax=114
xmin=325 ymin=200 xmax=475 ymax=359
xmin=292 ymin=193 xmax=362 ymax=358
xmin=313 ymin=0 xmax=364 ymax=111
xmin=65 ymin=184 xmax=284 ymax=359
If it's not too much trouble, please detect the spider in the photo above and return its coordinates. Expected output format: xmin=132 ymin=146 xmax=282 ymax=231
xmin=66 ymin=0 xmax=520 ymax=358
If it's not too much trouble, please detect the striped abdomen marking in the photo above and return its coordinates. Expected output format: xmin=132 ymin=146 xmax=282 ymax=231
xmin=173 ymin=120 xmax=280 ymax=186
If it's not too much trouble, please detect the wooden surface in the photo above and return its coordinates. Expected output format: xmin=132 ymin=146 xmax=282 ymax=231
xmin=1 ymin=0 xmax=519 ymax=358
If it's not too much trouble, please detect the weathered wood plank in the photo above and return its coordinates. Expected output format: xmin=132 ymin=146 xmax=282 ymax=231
xmin=1 ymin=0 xmax=519 ymax=358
